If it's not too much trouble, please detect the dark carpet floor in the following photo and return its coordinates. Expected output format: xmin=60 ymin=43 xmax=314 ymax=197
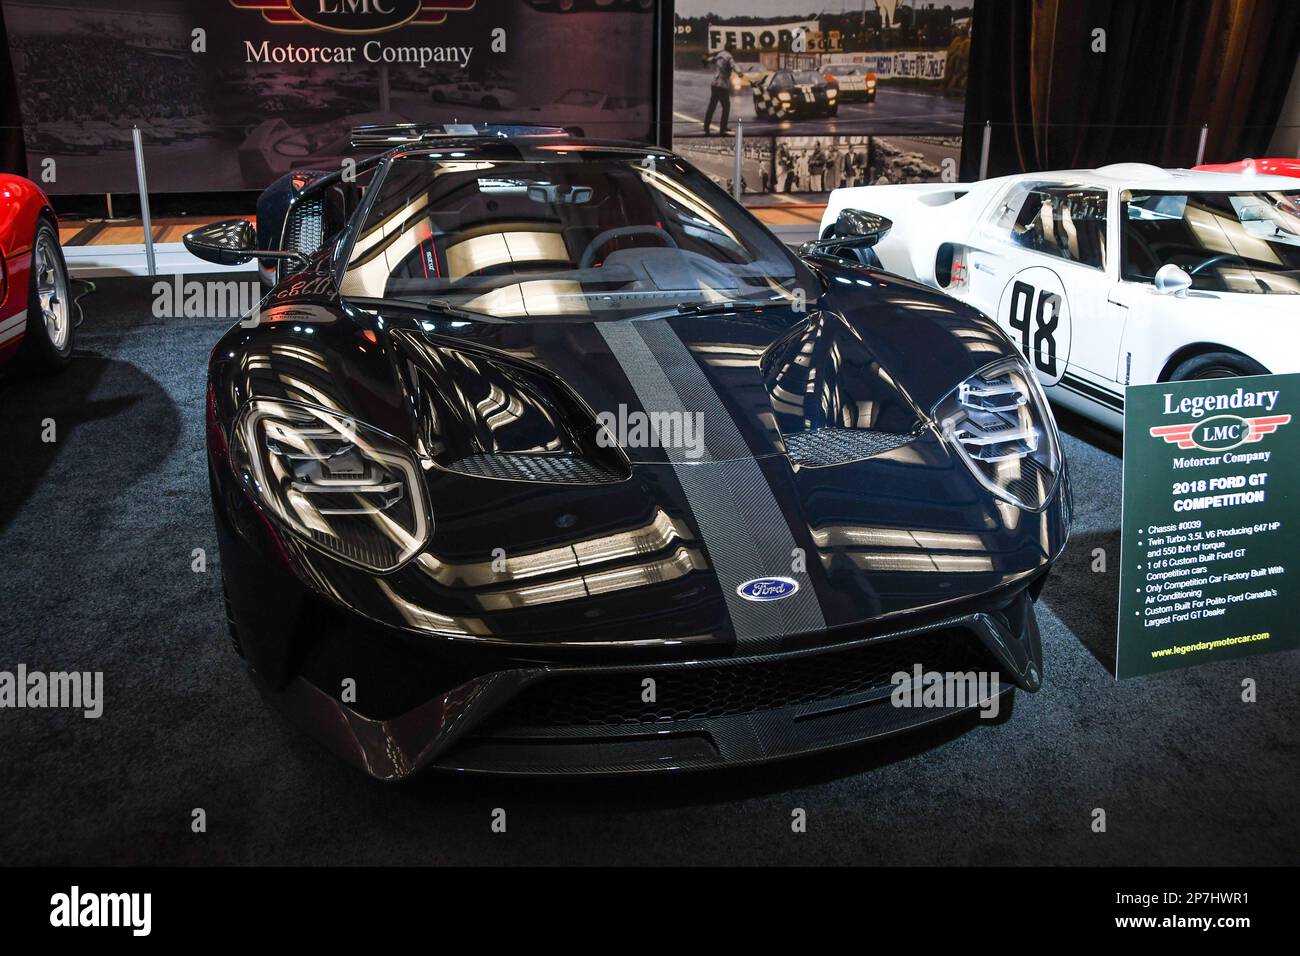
xmin=1 ymin=275 xmax=1297 ymax=866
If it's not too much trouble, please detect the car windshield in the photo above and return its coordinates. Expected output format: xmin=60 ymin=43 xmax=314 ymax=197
xmin=792 ymin=71 xmax=823 ymax=84
xmin=1122 ymin=190 xmax=1300 ymax=294
xmin=338 ymin=147 xmax=814 ymax=319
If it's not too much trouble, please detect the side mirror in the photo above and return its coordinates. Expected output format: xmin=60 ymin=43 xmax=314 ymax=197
xmin=183 ymin=219 xmax=306 ymax=269
xmin=803 ymin=209 xmax=893 ymax=257
xmin=1153 ymin=263 xmax=1192 ymax=296
xmin=183 ymin=219 xmax=260 ymax=266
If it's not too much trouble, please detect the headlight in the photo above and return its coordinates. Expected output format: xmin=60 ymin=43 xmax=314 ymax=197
xmin=826 ymin=88 xmax=837 ymax=98
xmin=234 ymin=399 xmax=430 ymax=572
xmin=778 ymin=92 xmax=792 ymax=101
xmin=933 ymin=357 xmax=1061 ymax=510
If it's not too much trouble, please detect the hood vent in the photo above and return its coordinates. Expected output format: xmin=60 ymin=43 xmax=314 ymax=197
xmin=446 ymin=452 xmax=626 ymax=484
xmin=783 ymin=427 xmax=915 ymax=467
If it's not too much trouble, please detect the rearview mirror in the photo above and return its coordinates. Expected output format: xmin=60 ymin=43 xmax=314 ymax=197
xmin=802 ymin=209 xmax=893 ymax=258
xmin=183 ymin=219 xmax=306 ymax=269
xmin=1153 ymin=263 xmax=1192 ymax=296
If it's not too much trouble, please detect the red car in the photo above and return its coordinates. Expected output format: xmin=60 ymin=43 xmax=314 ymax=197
xmin=1194 ymin=157 xmax=1300 ymax=179
xmin=0 ymin=174 xmax=73 ymax=371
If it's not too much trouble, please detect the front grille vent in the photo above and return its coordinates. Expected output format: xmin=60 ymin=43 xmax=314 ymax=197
xmin=485 ymin=629 xmax=992 ymax=728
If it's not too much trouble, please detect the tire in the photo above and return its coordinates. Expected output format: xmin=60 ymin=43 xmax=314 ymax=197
xmin=1169 ymin=351 xmax=1268 ymax=381
xmin=19 ymin=218 xmax=74 ymax=371
xmin=826 ymin=104 xmax=839 ymax=117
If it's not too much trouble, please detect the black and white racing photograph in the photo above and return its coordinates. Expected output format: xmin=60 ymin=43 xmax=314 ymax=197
xmin=0 ymin=0 xmax=1297 ymax=937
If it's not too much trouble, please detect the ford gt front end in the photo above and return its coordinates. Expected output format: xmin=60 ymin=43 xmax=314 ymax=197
xmin=194 ymin=127 xmax=1070 ymax=780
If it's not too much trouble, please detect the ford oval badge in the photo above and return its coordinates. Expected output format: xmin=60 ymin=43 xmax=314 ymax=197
xmin=737 ymin=577 xmax=800 ymax=602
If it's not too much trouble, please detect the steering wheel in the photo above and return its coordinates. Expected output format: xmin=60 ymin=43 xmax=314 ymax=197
xmin=578 ymin=225 xmax=677 ymax=269
xmin=1188 ymin=253 xmax=1248 ymax=275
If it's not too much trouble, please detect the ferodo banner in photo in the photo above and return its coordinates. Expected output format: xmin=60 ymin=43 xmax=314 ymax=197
xmin=1117 ymin=374 xmax=1300 ymax=678
xmin=0 ymin=0 xmax=657 ymax=194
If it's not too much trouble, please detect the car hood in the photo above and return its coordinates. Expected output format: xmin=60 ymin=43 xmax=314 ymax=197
xmin=212 ymin=263 xmax=1068 ymax=648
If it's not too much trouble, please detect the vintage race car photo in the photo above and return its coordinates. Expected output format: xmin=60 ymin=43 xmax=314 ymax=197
xmin=430 ymin=79 xmax=518 ymax=111
xmin=0 ymin=173 xmax=72 ymax=372
xmin=731 ymin=62 xmax=770 ymax=90
xmin=525 ymin=0 xmax=654 ymax=10
xmin=753 ymin=69 xmax=839 ymax=120
xmin=185 ymin=123 xmax=1068 ymax=781
xmin=528 ymin=88 xmax=650 ymax=135
xmin=822 ymin=164 xmax=1300 ymax=428
xmin=823 ymin=64 xmax=877 ymax=102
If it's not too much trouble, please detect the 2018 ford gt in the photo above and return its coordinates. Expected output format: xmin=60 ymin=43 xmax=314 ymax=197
xmin=188 ymin=124 xmax=1069 ymax=781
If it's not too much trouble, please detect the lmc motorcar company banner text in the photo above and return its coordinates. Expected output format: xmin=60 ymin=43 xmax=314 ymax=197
xmin=0 ymin=0 xmax=659 ymax=193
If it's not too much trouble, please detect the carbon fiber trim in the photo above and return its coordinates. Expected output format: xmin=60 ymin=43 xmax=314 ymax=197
xmin=597 ymin=319 xmax=827 ymax=643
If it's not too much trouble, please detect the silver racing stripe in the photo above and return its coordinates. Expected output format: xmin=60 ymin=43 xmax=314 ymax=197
xmin=597 ymin=319 xmax=826 ymax=643
xmin=0 ymin=309 xmax=27 ymax=344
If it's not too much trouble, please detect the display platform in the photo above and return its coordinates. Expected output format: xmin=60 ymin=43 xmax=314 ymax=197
xmin=1 ymin=274 xmax=1295 ymax=866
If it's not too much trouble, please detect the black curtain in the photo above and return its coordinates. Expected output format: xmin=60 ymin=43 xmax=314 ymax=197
xmin=0 ymin=9 xmax=24 ymax=177
xmin=961 ymin=0 xmax=1300 ymax=178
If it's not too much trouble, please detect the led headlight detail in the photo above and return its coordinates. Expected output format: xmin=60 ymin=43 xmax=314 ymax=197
xmin=934 ymin=358 xmax=1061 ymax=510
xmin=235 ymin=399 xmax=430 ymax=572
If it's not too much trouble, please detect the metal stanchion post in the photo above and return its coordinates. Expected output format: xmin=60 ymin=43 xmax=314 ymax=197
xmin=734 ymin=119 xmax=744 ymax=201
xmin=1195 ymin=123 xmax=1208 ymax=166
xmin=979 ymin=120 xmax=991 ymax=180
xmin=131 ymin=126 xmax=156 ymax=277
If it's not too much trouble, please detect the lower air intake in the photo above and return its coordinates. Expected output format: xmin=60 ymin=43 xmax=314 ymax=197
xmin=783 ymin=427 xmax=915 ymax=466
xmin=484 ymin=628 xmax=993 ymax=728
xmin=447 ymin=453 xmax=626 ymax=484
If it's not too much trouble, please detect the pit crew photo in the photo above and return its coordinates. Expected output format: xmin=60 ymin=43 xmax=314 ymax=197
xmin=0 ymin=0 xmax=1296 ymax=936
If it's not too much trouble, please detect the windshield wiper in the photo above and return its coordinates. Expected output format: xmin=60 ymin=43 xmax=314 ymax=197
xmin=675 ymin=301 xmax=765 ymax=317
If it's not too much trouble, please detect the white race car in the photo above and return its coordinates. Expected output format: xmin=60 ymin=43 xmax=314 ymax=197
xmin=820 ymin=164 xmax=1300 ymax=428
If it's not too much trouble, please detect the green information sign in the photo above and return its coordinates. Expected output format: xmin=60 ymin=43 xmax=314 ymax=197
xmin=1117 ymin=373 xmax=1299 ymax=679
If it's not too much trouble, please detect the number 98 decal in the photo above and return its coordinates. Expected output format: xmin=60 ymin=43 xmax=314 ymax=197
xmin=996 ymin=266 xmax=1072 ymax=387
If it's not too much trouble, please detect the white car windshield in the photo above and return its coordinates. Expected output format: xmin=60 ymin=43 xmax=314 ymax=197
xmin=1122 ymin=190 xmax=1300 ymax=294
xmin=338 ymin=146 xmax=814 ymax=319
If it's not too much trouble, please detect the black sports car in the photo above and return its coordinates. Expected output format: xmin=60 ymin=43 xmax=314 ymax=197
xmin=753 ymin=69 xmax=840 ymax=120
xmin=187 ymin=123 xmax=1069 ymax=781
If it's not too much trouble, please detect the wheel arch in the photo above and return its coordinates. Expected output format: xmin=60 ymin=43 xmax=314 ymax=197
xmin=1156 ymin=342 xmax=1271 ymax=382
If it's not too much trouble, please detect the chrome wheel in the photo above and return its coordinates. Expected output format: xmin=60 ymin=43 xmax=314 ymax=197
xmin=34 ymin=229 xmax=70 ymax=352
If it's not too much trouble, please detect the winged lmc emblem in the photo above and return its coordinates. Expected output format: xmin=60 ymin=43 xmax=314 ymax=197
xmin=1150 ymin=415 xmax=1291 ymax=450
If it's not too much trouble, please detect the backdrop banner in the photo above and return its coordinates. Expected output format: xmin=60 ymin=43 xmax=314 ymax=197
xmin=0 ymin=0 xmax=658 ymax=194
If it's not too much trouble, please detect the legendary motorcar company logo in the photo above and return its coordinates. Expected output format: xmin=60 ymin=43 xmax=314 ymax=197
xmin=1150 ymin=414 xmax=1291 ymax=451
xmin=737 ymin=577 xmax=800 ymax=602
xmin=231 ymin=0 xmax=476 ymax=33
